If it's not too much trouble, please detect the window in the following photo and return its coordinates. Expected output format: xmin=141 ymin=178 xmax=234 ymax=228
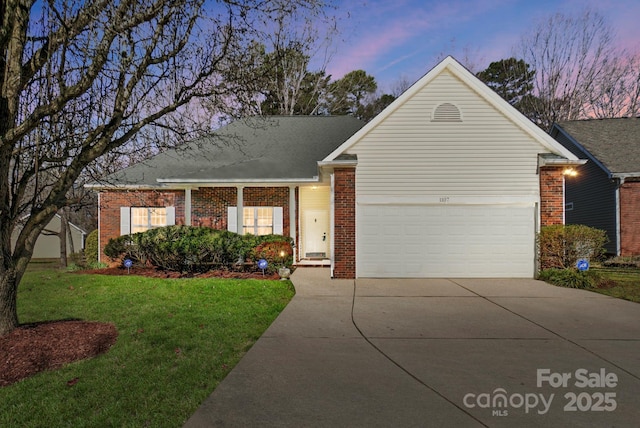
xmin=131 ymin=207 xmax=167 ymax=233
xmin=120 ymin=206 xmax=174 ymax=235
xmin=226 ymin=206 xmax=282 ymax=235
xmin=243 ymin=207 xmax=273 ymax=235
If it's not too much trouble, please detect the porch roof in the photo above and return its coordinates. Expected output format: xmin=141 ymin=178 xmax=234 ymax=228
xmin=95 ymin=116 xmax=365 ymax=187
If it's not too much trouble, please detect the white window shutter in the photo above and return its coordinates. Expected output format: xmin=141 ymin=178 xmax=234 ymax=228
xmin=120 ymin=207 xmax=130 ymax=235
xmin=227 ymin=207 xmax=237 ymax=232
xmin=166 ymin=206 xmax=175 ymax=226
xmin=273 ymin=207 xmax=283 ymax=235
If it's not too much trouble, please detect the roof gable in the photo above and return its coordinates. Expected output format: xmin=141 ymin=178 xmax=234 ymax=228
xmin=552 ymin=118 xmax=640 ymax=176
xmin=324 ymin=56 xmax=578 ymax=162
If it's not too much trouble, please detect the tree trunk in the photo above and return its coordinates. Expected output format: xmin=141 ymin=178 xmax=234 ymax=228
xmin=60 ymin=212 xmax=68 ymax=268
xmin=67 ymin=219 xmax=75 ymax=254
xmin=0 ymin=269 xmax=20 ymax=336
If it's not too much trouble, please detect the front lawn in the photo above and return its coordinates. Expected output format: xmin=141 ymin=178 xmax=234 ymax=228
xmin=0 ymin=269 xmax=294 ymax=427
xmin=591 ymin=267 xmax=640 ymax=303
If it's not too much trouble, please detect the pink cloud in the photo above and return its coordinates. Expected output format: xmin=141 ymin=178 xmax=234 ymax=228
xmin=326 ymin=0 xmax=512 ymax=80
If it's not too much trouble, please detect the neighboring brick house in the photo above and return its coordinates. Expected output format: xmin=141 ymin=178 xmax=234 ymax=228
xmin=550 ymin=118 xmax=640 ymax=256
xmin=89 ymin=56 xmax=582 ymax=278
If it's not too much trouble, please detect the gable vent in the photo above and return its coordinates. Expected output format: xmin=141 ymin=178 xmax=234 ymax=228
xmin=432 ymin=103 xmax=462 ymax=122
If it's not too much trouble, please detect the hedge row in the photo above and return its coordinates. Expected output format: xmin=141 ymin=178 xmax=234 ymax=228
xmin=104 ymin=225 xmax=293 ymax=273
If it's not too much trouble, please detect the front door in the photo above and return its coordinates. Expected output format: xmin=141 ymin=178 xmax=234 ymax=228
xmin=303 ymin=210 xmax=329 ymax=258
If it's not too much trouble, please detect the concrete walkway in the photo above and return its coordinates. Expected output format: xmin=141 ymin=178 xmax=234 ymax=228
xmin=184 ymin=268 xmax=640 ymax=427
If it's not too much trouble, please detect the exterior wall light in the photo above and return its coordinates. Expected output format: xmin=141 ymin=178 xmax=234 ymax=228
xmin=563 ymin=168 xmax=578 ymax=177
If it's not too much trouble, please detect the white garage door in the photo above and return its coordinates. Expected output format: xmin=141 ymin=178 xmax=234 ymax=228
xmin=357 ymin=204 xmax=535 ymax=278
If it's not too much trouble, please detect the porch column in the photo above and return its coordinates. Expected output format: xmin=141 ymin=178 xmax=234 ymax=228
xmin=184 ymin=188 xmax=192 ymax=226
xmin=289 ymin=185 xmax=297 ymax=261
xmin=237 ymin=185 xmax=244 ymax=235
xmin=539 ymin=166 xmax=565 ymax=226
xmin=333 ymin=167 xmax=356 ymax=279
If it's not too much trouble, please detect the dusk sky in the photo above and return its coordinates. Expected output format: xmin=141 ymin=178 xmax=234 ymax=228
xmin=322 ymin=0 xmax=640 ymax=93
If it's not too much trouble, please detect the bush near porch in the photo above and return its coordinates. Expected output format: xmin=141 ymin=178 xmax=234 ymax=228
xmin=538 ymin=224 xmax=608 ymax=270
xmin=104 ymin=225 xmax=293 ymax=274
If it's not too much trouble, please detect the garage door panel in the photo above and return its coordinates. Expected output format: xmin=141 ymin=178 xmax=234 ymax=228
xmin=357 ymin=204 xmax=535 ymax=278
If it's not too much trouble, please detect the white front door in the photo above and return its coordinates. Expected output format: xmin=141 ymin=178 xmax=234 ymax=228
xmin=304 ymin=210 xmax=329 ymax=258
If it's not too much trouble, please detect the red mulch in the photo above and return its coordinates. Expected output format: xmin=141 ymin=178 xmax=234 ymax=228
xmin=79 ymin=266 xmax=281 ymax=280
xmin=0 ymin=320 xmax=118 ymax=387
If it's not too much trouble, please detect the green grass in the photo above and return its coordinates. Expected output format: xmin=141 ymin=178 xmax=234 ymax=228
xmin=0 ymin=269 xmax=294 ymax=427
xmin=590 ymin=267 xmax=640 ymax=303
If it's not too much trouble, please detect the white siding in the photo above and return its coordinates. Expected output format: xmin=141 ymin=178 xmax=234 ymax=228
xmin=347 ymin=71 xmax=543 ymax=199
xmin=12 ymin=215 xmax=86 ymax=259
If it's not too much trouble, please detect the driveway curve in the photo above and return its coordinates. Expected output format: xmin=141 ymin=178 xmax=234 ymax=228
xmin=185 ymin=268 xmax=640 ymax=427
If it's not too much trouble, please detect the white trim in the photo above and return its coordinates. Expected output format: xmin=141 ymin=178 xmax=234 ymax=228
xmin=184 ymin=188 xmax=192 ymax=226
xmin=330 ymin=173 xmax=335 ymax=278
xmin=296 ymin=259 xmax=331 ymax=266
xmin=273 ymin=207 xmax=284 ymax=235
xmin=166 ymin=206 xmax=176 ymax=226
xmin=156 ymin=177 xmax=319 ymax=184
xmin=616 ymin=186 xmax=621 ymax=256
xmin=120 ymin=207 xmax=131 ymax=235
xmin=236 ymin=186 xmax=244 ymax=235
xmin=323 ymin=56 xmax=580 ymax=163
xmin=227 ymin=207 xmax=237 ymax=232
xmin=289 ymin=186 xmax=297 ymax=262
xmin=87 ymin=179 xmax=320 ymax=191
xmin=612 ymin=172 xmax=640 ymax=180
xmin=357 ymin=195 xmax=539 ymax=206
xmin=538 ymin=157 xmax=587 ymax=168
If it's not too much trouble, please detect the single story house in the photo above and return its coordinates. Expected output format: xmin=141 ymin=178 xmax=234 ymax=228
xmin=12 ymin=214 xmax=86 ymax=259
xmin=89 ymin=56 xmax=583 ymax=278
xmin=550 ymin=118 xmax=640 ymax=256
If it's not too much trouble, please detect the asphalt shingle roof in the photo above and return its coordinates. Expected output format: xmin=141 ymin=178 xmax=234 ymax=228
xmin=102 ymin=116 xmax=365 ymax=186
xmin=556 ymin=117 xmax=640 ymax=174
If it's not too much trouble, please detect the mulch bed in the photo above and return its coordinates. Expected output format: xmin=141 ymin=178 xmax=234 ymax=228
xmin=79 ymin=266 xmax=281 ymax=280
xmin=0 ymin=320 xmax=118 ymax=387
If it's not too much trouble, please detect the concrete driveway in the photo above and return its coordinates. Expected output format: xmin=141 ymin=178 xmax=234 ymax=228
xmin=184 ymin=268 xmax=640 ymax=427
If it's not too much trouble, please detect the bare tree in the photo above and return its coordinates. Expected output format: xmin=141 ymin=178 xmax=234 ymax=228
xmin=235 ymin=4 xmax=337 ymax=116
xmin=588 ymin=53 xmax=640 ymax=118
xmin=390 ymin=75 xmax=413 ymax=98
xmin=516 ymin=9 xmax=638 ymax=130
xmin=0 ymin=0 xmax=327 ymax=335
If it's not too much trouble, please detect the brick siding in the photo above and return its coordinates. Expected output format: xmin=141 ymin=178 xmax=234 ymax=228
xmin=99 ymin=190 xmax=183 ymax=260
xmin=539 ymin=166 xmax=565 ymax=226
xmin=190 ymin=187 xmax=236 ymax=228
xmin=619 ymin=181 xmax=640 ymax=255
xmin=99 ymin=186 xmax=292 ymax=261
xmin=333 ymin=168 xmax=356 ymax=278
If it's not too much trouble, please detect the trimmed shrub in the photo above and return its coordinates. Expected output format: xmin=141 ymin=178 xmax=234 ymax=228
xmin=85 ymin=229 xmax=99 ymax=266
xmin=538 ymin=224 xmax=608 ymax=270
xmin=102 ymin=226 xmax=294 ymax=273
xmin=252 ymin=240 xmax=294 ymax=273
xmin=104 ymin=234 xmax=144 ymax=263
